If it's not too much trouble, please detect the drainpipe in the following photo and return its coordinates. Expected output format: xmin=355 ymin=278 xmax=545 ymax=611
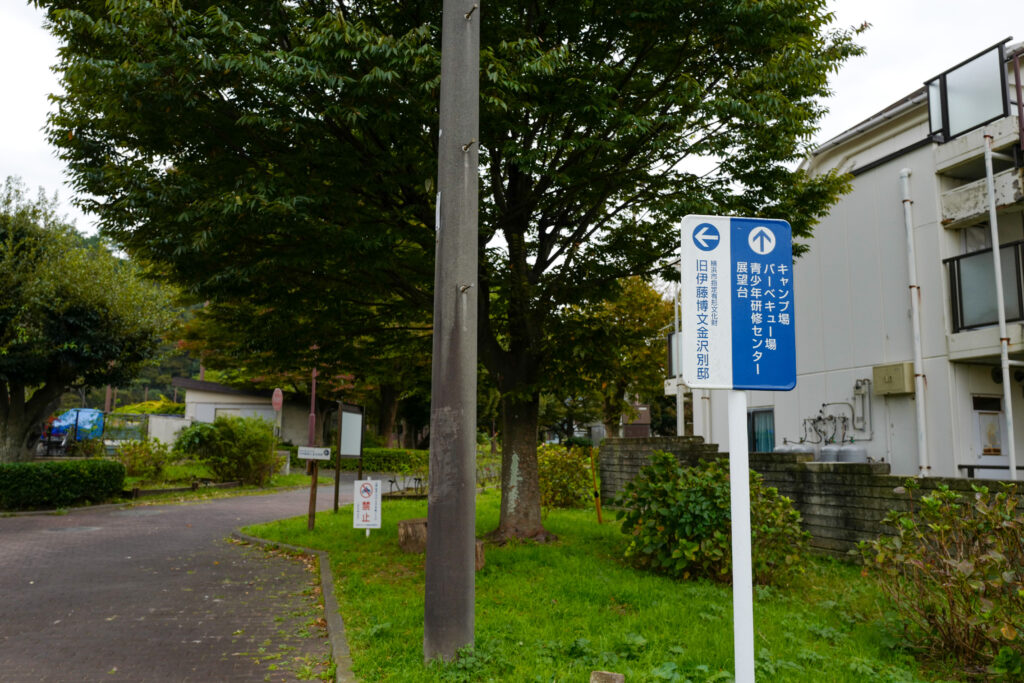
xmin=984 ymin=134 xmax=1018 ymax=480
xmin=900 ymin=169 xmax=930 ymax=476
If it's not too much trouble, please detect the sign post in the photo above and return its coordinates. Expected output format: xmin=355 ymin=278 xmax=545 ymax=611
xmin=335 ymin=404 xmax=365 ymax=512
xmin=272 ymin=388 xmax=285 ymax=475
xmin=679 ymin=214 xmax=796 ymax=682
xmin=298 ymin=446 xmax=330 ymax=530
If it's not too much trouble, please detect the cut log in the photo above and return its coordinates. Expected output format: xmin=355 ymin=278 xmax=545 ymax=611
xmin=398 ymin=517 xmax=428 ymax=553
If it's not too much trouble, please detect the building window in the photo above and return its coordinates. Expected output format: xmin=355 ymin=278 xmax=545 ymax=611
xmin=747 ymin=408 xmax=774 ymax=453
xmin=973 ymin=396 xmax=1003 ymax=456
xmin=944 ymin=241 xmax=1024 ymax=332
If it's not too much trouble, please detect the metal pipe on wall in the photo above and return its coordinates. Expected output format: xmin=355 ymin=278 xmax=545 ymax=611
xmin=900 ymin=169 xmax=930 ymax=476
xmin=983 ymin=135 xmax=1018 ymax=480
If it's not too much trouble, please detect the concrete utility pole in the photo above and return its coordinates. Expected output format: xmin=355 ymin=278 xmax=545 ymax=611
xmin=424 ymin=0 xmax=480 ymax=662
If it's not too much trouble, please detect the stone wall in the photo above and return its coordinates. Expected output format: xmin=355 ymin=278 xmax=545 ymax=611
xmin=598 ymin=436 xmax=720 ymax=506
xmin=598 ymin=437 xmax=997 ymax=559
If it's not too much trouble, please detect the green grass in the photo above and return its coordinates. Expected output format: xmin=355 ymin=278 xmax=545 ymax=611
xmin=245 ymin=492 xmax=945 ymax=682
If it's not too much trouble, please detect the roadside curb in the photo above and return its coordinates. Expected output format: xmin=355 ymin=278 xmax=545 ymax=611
xmin=232 ymin=531 xmax=356 ymax=683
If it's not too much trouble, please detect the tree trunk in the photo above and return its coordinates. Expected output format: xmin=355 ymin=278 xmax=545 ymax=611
xmin=378 ymin=384 xmax=400 ymax=448
xmin=489 ymin=393 xmax=555 ymax=543
xmin=0 ymin=383 xmax=52 ymax=463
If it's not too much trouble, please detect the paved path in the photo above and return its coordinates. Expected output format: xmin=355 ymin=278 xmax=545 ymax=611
xmin=0 ymin=480 xmax=357 ymax=682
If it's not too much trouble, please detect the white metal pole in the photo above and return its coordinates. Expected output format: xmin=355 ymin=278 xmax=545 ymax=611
xmin=984 ymin=134 xmax=1018 ymax=481
xmin=675 ymin=285 xmax=684 ymax=436
xmin=727 ymin=390 xmax=755 ymax=682
xmin=900 ymin=169 xmax=930 ymax=476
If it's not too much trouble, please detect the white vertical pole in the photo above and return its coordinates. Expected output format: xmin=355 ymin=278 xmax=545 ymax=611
xmin=984 ymin=134 xmax=1018 ymax=480
xmin=675 ymin=285 xmax=685 ymax=436
xmin=728 ymin=390 xmax=755 ymax=682
xmin=899 ymin=169 xmax=930 ymax=476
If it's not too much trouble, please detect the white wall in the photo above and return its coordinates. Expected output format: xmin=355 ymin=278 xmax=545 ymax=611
xmin=148 ymin=415 xmax=191 ymax=445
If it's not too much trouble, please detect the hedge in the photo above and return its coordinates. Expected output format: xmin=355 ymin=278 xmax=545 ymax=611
xmin=0 ymin=459 xmax=126 ymax=510
xmin=334 ymin=448 xmax=428 ymax=472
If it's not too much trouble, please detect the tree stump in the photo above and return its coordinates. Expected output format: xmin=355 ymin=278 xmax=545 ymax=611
xmin=590 ymin=672 xmax=625 ymax=683
xmin=398 ymin=518 xmax=428 ymax=553
xmin=397 ymin=518 xmax=486 ymax=571
xmin=475 ymin=539 xmax=485 ymax=571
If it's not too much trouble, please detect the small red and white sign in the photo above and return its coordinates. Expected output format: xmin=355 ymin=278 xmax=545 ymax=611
xmin=271 ymin=388 xmax=283 ymax=412
xmin=353 ymin=479 xmax=381 ymax=529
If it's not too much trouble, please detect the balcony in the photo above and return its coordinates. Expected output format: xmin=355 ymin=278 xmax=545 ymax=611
xmin=941 ymin=167 xmax=1024 ymax=229
xmin=944 ymin=240 xmax=1024 ymax=333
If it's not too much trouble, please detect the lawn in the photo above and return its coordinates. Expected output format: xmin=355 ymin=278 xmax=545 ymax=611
xmin=245 ymin=492 xmax=951 ymax=682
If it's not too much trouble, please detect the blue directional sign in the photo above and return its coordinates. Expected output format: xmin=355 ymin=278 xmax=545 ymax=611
xmin=692 ymin=223 xmax=720 ymax=251
xmin=680 ymin=215 xmax=796 ymax=391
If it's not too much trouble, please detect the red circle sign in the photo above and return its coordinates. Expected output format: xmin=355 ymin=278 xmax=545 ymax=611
xmin=271 ymin=388 xmax=283 ymax=412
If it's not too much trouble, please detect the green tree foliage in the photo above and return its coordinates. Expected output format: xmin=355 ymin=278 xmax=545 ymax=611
xmin=37 ymin=0 xmax=861 ymax=538
xmin=615 ymin=453 xmax=808 ymax=586
xmin=551 ymin=277 xmax=674 ymax=437
xmin=0 ymin=177 xmax=174 ymax=462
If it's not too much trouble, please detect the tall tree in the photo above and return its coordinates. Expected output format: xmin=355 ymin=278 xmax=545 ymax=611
xmin=38 ymin=0 xmax=860 ymax=539
xmin=551 ymin=277 xmax=674 ymax=438
xmin=0 ymin=177 xmax=174 ymax=461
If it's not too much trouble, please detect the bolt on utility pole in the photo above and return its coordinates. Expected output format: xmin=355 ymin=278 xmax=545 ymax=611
xmin=423 ymin=0 xmax=480 ymax=663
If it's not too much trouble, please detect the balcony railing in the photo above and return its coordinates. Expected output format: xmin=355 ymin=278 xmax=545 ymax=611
xmin=944 ymin=240 xmax=1024 ymax=332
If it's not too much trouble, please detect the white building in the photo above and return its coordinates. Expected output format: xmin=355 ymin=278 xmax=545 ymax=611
xmin=691 ymin=39 xmax=1024 ymax=479
xmin=171 ymin=377 xmax=313 ymax=446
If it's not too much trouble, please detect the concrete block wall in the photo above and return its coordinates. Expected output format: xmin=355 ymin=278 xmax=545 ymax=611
xmin=598 ymin=437 xmax=720 ymax=506
xmin=598 ymin=437 xmax=1005 ymax=559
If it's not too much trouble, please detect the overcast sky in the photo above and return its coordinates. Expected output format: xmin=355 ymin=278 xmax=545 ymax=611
xmin=0 ymin=1 xmax=1019 ymax=235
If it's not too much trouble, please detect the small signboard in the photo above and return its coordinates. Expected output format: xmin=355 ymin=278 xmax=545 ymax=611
xmin=339 ymin=404 xmax=364 ymax=459
xmin=353 ymin=480 xmax=382 ymax=529
xmin=680 ymin=214 xmax=796 ymax=391
xmin=298 ymin=446 xmax=332 ymax=461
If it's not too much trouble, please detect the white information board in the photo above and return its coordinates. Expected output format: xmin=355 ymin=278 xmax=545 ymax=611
xmin=339 ymin=409 xmax=363 ymax=458
xmin=353 ymin=479 xmax=382 ymax=529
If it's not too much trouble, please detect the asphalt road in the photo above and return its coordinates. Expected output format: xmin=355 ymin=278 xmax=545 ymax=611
xmin=0 ymin=481 xmax=356 ymax=682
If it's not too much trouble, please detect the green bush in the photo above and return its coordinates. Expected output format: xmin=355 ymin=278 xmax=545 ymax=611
xmin=192 ymin=416 xmax=277 ymax=486
xmin=614 ymin=452 xmax=808 ymax=586
xmin=537 ymin=443 xmax=593 ymax=509
xmin=115 ymin=439 xmax=171 ymax=480
xmin=113 ymin=399 xmax=185 ymax=415
xmin=0 ymin=459 xmax=125 ymax=510
xmin=66 ymin=438 xmax=106 ymax=458
xmin=172 ymin=421 xmax=218 ymax=456
xmin=334 ymin=447 xmax=429 ymax=473
xmin=860 ymin=481 xmax=1024 ymax=668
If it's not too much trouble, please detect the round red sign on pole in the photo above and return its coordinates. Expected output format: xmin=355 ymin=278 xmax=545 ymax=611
xmin=271 ymin=388 xmax=283 ymax=412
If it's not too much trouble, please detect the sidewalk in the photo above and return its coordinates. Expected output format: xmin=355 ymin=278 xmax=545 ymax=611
xmin=0 ymin=484 xmax=358 ymax=682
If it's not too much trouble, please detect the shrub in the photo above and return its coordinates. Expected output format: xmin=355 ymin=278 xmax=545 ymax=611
xmin=614 ymin=452 xmax=808 ymax=586
xmin=334 ymin=448 xmax=429 ymax=473
xmin=115 ymin=439 xmax=171 ymax=480
xmin=66 ymin=438 xmax=106 ymax=458
xmin=172 ymin=421 xmax=218 ymax=456
xmin=0 ymin=459 xmax=125 ymax=510
xmin=192 ymin=416 xmax=277 ymax=486
xmin=537 ymin=443 xmax=593 ymax=510
xmin=563 ymin=436 xmax=593 ymax=449
xmin=860 ymin=481 xmax=1024 ymax=667
xmin=113 ymin=399 xmax=185 ymax=415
